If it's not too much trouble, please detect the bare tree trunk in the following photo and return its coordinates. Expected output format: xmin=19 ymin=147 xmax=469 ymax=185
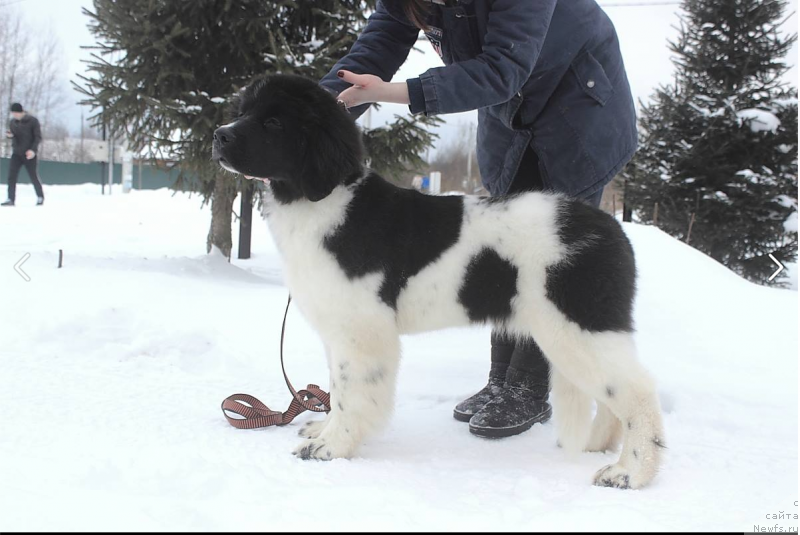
xmin=207 ymin=173 xmax=237 ymax=258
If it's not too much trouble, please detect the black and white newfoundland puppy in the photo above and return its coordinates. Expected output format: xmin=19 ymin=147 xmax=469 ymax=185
xmin=212 ymin=74 xmax=665 ymax=489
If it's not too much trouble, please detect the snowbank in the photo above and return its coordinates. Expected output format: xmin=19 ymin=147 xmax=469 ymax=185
xmin=0 ymin=186 xmax=796 ymax=531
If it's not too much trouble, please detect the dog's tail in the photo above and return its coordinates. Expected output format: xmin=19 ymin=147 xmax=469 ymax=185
xmin=550 ymin=369 xmax=593 ymax=456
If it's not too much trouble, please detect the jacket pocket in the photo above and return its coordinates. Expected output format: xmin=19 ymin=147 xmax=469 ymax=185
xmin=570 ymin=50 xmax=614 ymax=106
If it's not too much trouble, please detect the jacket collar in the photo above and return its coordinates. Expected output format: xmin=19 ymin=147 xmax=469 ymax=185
xmin=382 ymin=0 xmax=474 ymax=21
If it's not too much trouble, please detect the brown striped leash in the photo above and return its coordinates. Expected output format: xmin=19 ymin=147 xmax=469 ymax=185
xmin=221 ymin=296 xmax=331 ymax=429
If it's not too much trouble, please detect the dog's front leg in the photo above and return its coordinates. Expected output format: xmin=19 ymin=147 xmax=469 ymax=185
xmin=298 ymin=342 xmax=333 ymax=439
xmin=293 ymin=329 xmax=400 ymax=461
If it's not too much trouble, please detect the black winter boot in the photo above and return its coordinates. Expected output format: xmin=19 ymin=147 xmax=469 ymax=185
xmin=468 ymin=366 xmax=552 ymax=438
xmin=453 ymin=361 xmax=509 ymax=422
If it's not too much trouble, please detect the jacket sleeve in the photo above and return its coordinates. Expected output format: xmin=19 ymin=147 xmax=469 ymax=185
xmin=30 ymin=118 xmax=42 ymax=153
xmin=319 ymin=0 xmax=420 ymax=119
xmin=409 ymin=0 xmax=557 ymax=116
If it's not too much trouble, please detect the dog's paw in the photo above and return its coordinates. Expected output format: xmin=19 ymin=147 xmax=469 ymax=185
xmin=292 ymin=437 xmax=353 ymax=461
xmin=298 ymin=420 xmax=326 ymax=439
xmin=593 ymin=464 xmax=635 ymax=489
xmin=292 ymin=439 xmax=331 ymax=461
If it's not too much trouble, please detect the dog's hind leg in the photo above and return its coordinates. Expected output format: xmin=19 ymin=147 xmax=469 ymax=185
xmin=293 ymin=323 xmax=401 ymax=461
xmin=550 ymin=368 xmax=592 ymax=454
xmin=585 ymin=400 xmax=622 ymax=453
xmin=590 ymin=346 xmax=664 ymax=489
xmin=543 ymin=330 xmax=664 ymax=489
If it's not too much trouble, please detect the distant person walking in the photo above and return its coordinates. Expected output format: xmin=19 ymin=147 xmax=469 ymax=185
xmin=3 ymin=103 xmax=45 ymax=206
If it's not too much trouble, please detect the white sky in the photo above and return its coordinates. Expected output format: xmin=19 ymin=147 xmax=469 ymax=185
xmin=14 ymin=0 xmax=800 ymax=154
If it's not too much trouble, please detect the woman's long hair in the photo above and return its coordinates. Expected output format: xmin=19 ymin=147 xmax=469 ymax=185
xmin=403 ymin=0 xmax=430 ymax=30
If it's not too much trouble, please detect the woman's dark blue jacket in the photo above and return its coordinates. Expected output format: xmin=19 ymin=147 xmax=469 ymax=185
xmin=320 ymin=0 xmax=637 ymax=199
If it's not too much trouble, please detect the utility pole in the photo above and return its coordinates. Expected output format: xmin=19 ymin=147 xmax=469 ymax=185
xmin=363 ymin=104 xmax=373 ymax=130
xmin=80 ymin=111 xmax=85 ymax=163
xmin=107 ymin=128 xmax=115 ymax=194
xmin=467 ymin=123 xmax=476 ymax=193
xmin=101 ymin=112 xmax=107 ymax=195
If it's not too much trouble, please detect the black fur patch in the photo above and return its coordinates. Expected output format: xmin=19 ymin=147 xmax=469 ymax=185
xmin=476 ymin=194 xmax=521 ymax=206
xmin=324 ymin=174 xmax=463 ymax=309
xmin=606 ymin=386 xmax=615 ymax=398
xmin=458 ymin=248 xmax=519 ymax=323
xmin=545 ymin=198 xmax=636 ymax=332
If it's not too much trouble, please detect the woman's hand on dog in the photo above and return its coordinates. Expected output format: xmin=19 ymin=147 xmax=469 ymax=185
xmin=336 ymin=70 xmax=410 ymax=109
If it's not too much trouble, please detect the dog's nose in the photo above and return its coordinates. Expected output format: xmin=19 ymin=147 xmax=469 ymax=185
xmin=214 ymin=126 xmax=235 ymax=145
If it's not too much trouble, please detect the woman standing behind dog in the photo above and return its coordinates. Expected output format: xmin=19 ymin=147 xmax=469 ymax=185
xmin=320 ymin=0 xmax=637 ymax=439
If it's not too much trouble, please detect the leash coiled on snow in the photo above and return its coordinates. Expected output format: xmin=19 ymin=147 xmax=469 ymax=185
xmin=221 ymin=296 xmax=331 ymax=428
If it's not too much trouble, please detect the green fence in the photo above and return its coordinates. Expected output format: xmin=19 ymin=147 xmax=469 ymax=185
xmin=0 ymin=157 xmax=182 ymax=190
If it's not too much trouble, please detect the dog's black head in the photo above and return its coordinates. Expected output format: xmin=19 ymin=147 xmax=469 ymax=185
xmin=212 ymin=74 xmax=364 ymax=203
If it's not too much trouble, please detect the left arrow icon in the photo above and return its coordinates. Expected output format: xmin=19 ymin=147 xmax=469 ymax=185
xmin=14 ymin=253 xmax=31 ymax=282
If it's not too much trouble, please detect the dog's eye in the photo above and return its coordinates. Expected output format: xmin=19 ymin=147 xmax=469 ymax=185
xmin=263 ymin=117 xmax=282 ymax=129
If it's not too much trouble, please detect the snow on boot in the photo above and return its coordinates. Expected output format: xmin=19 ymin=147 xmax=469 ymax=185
xmin=468 ymin=366 xmax=552 ymax=438
xmin=36 ymin=197 xmax=44 ymax=206
xmin=453 ymin=361 xmax=509 ymax=422
xmin=1 ymin=199 xmax=14 ymax=207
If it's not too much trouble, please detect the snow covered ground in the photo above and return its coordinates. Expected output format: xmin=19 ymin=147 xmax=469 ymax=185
xmin=1 ymin=184 xmax=797 ymax=531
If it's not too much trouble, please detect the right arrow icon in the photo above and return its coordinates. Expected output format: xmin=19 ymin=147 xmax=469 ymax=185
xmin=768 ymin=253 xmax=785 ymax=282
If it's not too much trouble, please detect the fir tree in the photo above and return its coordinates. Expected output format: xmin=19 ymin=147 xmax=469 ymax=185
xmin=624 ymin=0 xmax=798 ymax=285
xmin=76 ymin=0 xmax=439 ymax=257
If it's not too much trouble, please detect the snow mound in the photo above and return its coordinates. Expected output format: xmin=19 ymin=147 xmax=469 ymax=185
xmin=0 ymin=186 xmax=796 ymax=531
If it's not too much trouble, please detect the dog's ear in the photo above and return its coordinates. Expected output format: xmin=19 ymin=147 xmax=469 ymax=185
xmin=298 ymin=110 xmax=363 ymax=202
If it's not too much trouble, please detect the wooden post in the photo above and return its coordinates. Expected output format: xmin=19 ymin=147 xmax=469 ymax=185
xmin=238 ymin=182 xmax=254 ymax=260
xmin=686 ymin=212 xmax=696 ymax=245
xmin=653 ymin=202 xmax=659 ymax=226
xmin=622 ymin=177 xmax=632 ymax=223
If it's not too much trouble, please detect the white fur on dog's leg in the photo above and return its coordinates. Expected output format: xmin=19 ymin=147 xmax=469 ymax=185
xmin=293 ymin=327 xmax=400 ymax=461
xmin=550 ymin=368 xmax=592 ymax=456
xmin=292 ymin=417 xmax=353 ymax=460
xmin=585 ymin=400 xmax=622 ymax=453
xmin=297 ymin=418 xmax=328 ymax=439
xmin=581 ymin=335 xmax=664 ymax=489
xmin=535 ymin=330 xmax=664 ymax=489
xmin=594 ymin=387 xmax=665 ymax=490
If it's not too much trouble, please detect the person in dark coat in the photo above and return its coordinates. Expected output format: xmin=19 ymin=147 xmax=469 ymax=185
xmin=3 ymin=103 xmax=45 ymax=207
xmin=320 ymin=0 xmax=637 ymax=438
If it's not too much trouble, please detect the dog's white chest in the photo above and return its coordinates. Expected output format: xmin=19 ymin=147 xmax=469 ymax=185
xmin=263 ymin=186 xmax=386 ymax=333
